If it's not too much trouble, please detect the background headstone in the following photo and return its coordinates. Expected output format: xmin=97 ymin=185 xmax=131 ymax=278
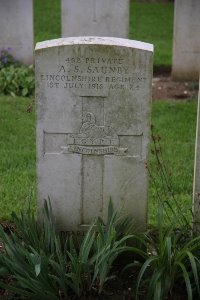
xmin=61 ymin=0 xmax=129 ymax=38
xmin=0 ymin=0 xmax=33 ymax=65
xmin=193 ymin=77 xmax=200 ymax=230
xmin=35 ymin=37 xmax=153 ymax=233
xmin=172 ymin=0 xmax=200 ymax=80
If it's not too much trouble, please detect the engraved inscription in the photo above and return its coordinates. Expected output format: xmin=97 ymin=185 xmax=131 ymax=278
xmin=68 ymin=112 xmax=119 ymax=146
xmin=62 ymin=145 xmax=127 ymax=155
xmin=61 ymin=111 xmax=127 ymax=155
xmin=69 ymin=137 xmax=119 ymax=146
xmin=44 ymin=132 xmax=142 ymax=157
xmin=40 ymin=55 xmax=147 ymax=91
xmin=80 ymin=112 xmax=116 ymax=138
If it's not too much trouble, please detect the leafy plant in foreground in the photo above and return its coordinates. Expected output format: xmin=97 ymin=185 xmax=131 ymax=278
xmin=0 ymin=200 xmax=135 ymax=299
xmin=60 ymin=201 xmax=134 ymax=297
xmin=133 ymin=127 xmax=200 ymax=300
xmin=91 ymin=201 xmax=135 ymax=294
xmin=135 ymin=203 xmax=200 ymax=300
xmin=11 ymin=199 xmax=57 ymax=255
xmin=0 ymin=200 xmax=62 ymax=299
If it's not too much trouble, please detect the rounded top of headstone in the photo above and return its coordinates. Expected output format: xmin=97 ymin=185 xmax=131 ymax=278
xmin=35 ymin=36 xmax=153 ymax=52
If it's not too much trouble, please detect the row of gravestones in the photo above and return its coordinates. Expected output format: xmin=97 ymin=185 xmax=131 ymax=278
xmin=0 ymin=0 xmax=129 ymax=65
xmin=0 ymin=0 xmax=200 ymax=80
xmin=35 ymin=35 xmax=200 ymax=234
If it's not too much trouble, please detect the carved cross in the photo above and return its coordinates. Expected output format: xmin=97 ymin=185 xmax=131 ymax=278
xmin=44 ymin=95 xmax=129 ymax=227
xmin=62 ymin=96 xmax=127 ymax=226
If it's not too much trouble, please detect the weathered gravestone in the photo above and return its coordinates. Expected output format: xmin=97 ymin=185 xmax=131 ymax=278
xmin=0 ymin=0 xmax=33 ymax=65
xmin=35 ymin=37 xmax=153 ymax=234
xmin=172 ymin=0 xmax=200 ymax=80
xmin=61 ymin=0 xmax=129 ymax=38
xmin=193 ymin=77 xmax=200 ymax=230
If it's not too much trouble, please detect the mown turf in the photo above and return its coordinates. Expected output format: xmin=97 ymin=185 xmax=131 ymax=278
xmin=0 ymin=95 xmax=197 ymax=224
xmin=149 ymin=100 xmax=197 ymax=223
xmin=0 ymin=96 xmax=36 ymax=220
xmin=34 ymin=0 xmax=61 ymax=44
xmin=130 ymin=2 xmax=174 ymax=67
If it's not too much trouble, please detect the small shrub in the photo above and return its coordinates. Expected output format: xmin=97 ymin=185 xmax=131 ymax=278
xmin=0 ymin=65 xmax=35 ymax=97
xmin=0 ymin=47 xmax=20 ymax=69
xmin=0 ymin=48 xmax=35 ymax=97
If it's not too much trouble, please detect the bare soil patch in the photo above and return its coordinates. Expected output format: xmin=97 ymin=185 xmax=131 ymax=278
xmin=152 ymin=76 xmax=199 ymax=100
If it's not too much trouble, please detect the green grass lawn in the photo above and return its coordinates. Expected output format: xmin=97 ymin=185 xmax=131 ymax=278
xmin=0 ymin=96 xmax=36 ymax=220
xmin=34 ymin=0 xmax=174 ymax=68
xmin=34 ymin=0 xmax=61 ymax=43
xmin=149 ymin=100 xmax=197 ymax=223
xmin=0 ymin=95 xmax=197 ymax=224
xmin=130 ymin=2 xmax=174 ymax=67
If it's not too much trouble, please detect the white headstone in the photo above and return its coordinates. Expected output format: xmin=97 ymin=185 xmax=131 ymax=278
xmin=0 ymin=0 xmax=33 ymax=65
xmin=61 ymin=0 xmax=129 ymax=38
xmin=172 ymin=0 xmax=200 ymax=80
xmin=35 ymin=37 xmax=153 ymax=234
xmin=193 ymin=78 xmax=200 ymax=230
